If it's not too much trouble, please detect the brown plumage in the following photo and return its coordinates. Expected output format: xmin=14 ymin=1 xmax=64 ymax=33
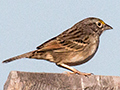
xmin=2 ymin=17 xmax=113 ymax=76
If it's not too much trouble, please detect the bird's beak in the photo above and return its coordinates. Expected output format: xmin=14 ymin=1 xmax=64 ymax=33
xmin=104 ymin=24 xmax=113 ymax=30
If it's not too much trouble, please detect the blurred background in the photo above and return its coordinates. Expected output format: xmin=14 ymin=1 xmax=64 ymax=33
xmin=0 ymin=0 xmax=120 ymax=89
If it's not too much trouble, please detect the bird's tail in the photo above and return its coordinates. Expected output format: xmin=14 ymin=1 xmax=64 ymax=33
xmin=2 ymin=51 xmax=35 ymax=63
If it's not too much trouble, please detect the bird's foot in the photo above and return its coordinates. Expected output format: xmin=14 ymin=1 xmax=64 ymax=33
xmin=76 ymin=71 xmax=93 ymax=76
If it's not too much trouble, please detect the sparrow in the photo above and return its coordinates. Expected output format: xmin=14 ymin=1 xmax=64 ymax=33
xmin=2 ymin=17 xmax=113 ymax=76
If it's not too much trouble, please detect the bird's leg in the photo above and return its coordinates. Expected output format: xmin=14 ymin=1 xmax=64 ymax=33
xmin=56 ymin=63 xmax=92 ymax=76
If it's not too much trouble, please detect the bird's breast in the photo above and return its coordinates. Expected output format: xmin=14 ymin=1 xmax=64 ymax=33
xmin=67 ymin=39 xmax=99 ymax=66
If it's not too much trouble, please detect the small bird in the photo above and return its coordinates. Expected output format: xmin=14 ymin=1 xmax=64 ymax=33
xmin=2 ymin=17 xmax=113 ymax=76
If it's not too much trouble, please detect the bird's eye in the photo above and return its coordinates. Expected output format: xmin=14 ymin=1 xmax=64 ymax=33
xmin=96 ymin=22 xmax=102 ymax=28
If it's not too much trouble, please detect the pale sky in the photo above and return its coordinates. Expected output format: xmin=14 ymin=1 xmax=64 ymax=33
xmin=0 ymin=0 xmax=120 ymax=89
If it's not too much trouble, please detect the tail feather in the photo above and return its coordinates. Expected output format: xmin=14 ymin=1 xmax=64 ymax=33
xmin=2 ymin=51 xmax=34 ymax=63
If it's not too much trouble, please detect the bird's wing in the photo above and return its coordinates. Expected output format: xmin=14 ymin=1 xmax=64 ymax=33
xmin=56 ymin=36 xmax=89 ymax=52
xmin=37 ymin=26 xmax=90 ymax=52
xmin=36 ymin=37 xmax=64 ymax=51
xmin=36 ymin=35 xmax=89 ymax=52
xmin=55 ymin=26 xmax=90 ymax=52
